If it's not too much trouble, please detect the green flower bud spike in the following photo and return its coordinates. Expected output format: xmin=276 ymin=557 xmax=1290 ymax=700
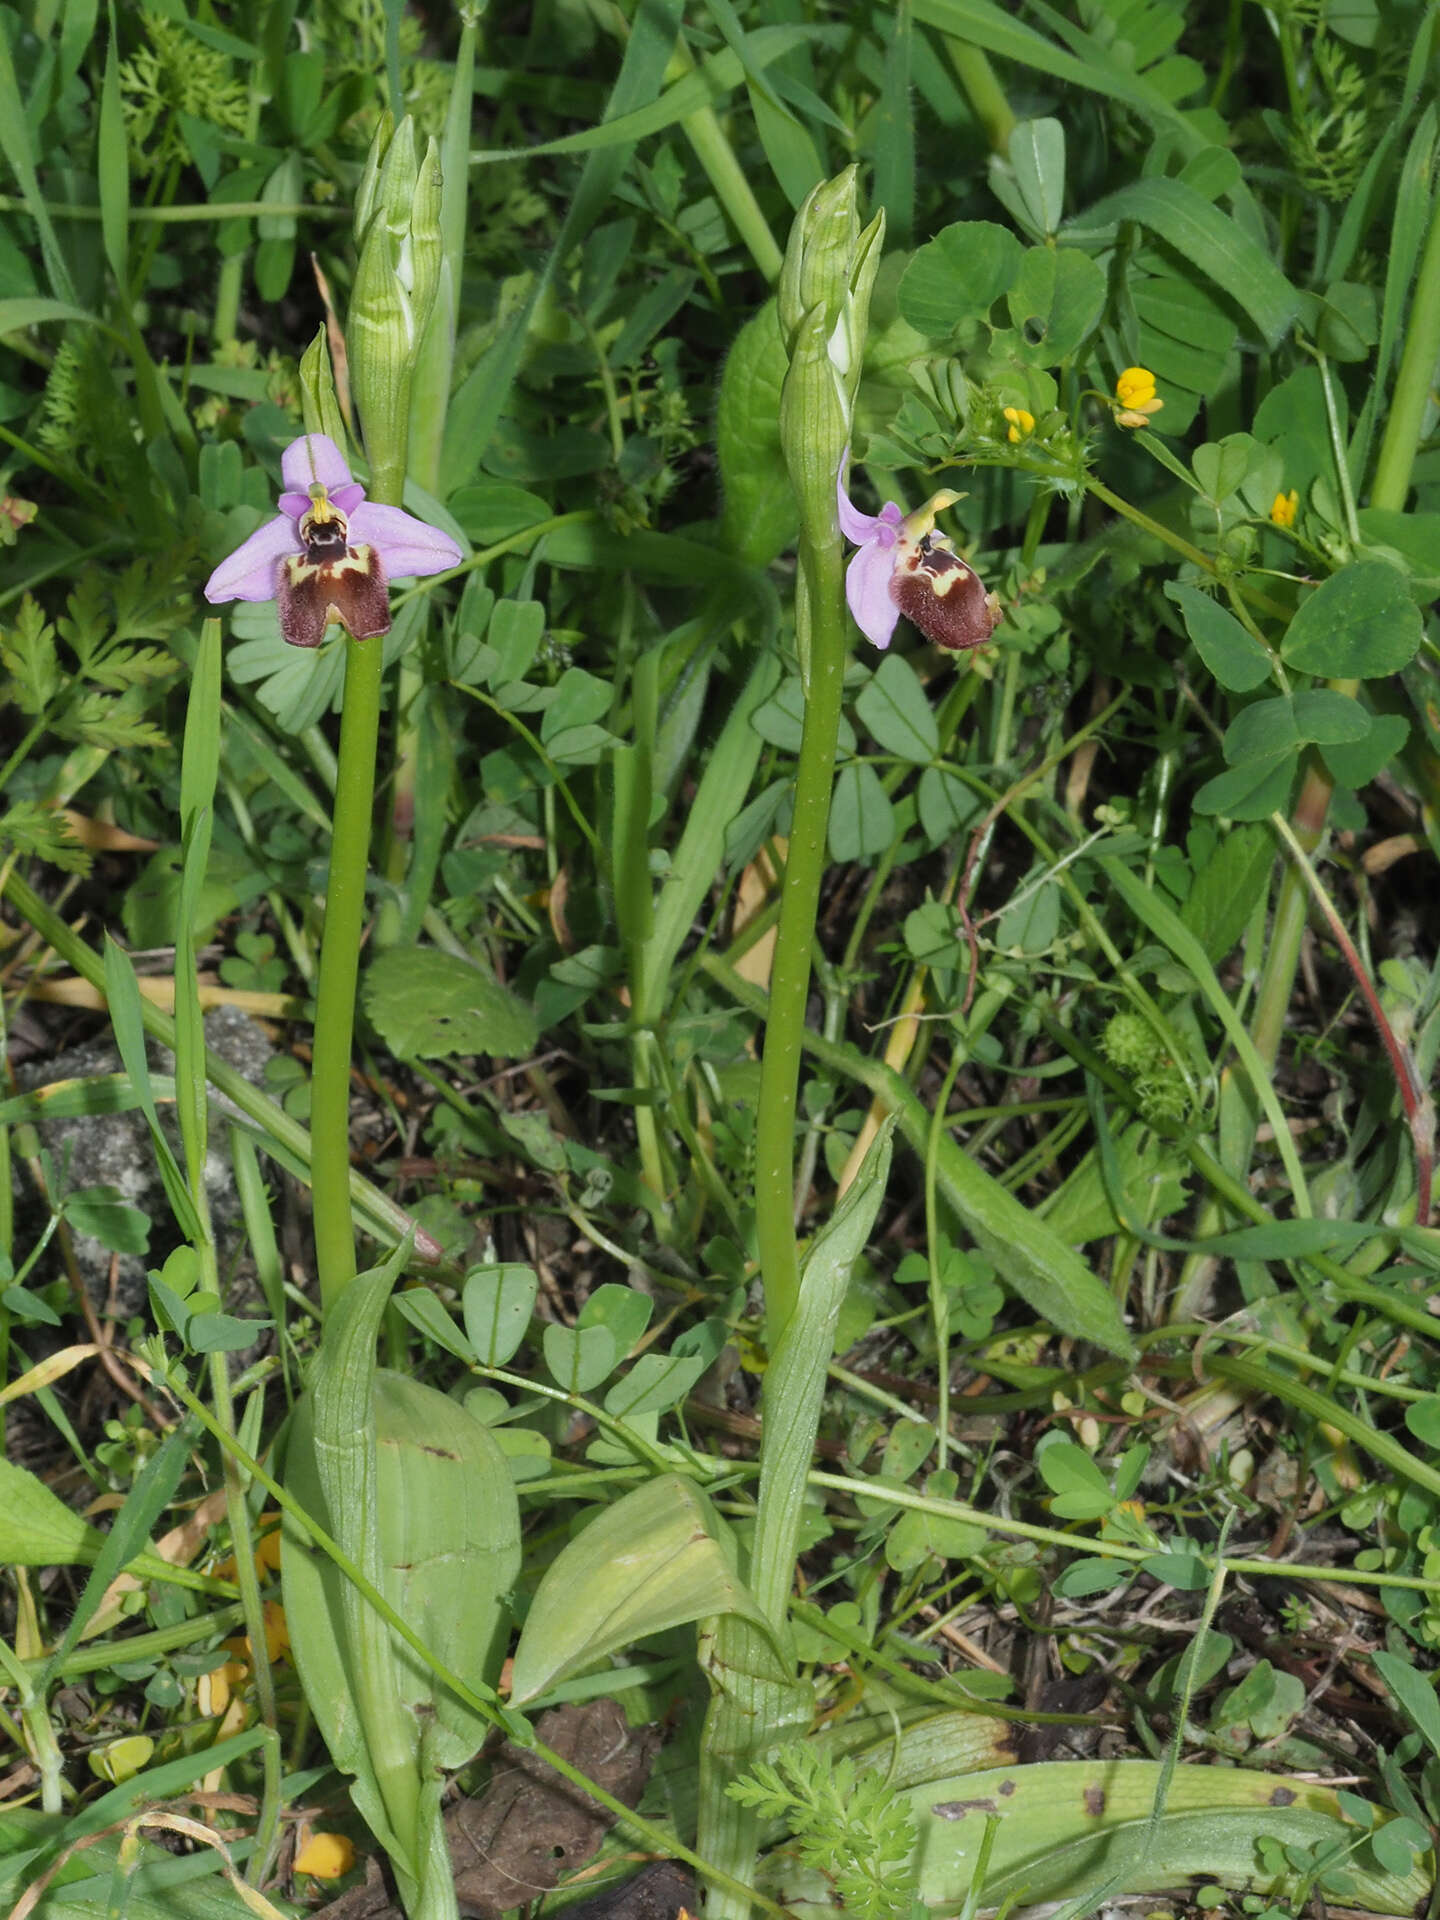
xmin=349 ymin=117 xmax=445 ymax=497
xmin=776 ymin=167 xmax=884 ymax=538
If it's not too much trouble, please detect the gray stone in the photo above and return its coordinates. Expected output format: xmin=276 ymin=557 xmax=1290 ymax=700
xmin=14 ymin=1005 xmax=277 ymax=1321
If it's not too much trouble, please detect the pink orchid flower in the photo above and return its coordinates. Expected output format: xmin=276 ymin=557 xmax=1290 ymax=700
xmin=837 ymin=457 xmax=1001 ymax=654
xmin=204 ymin=433 xmax=462 ymax=649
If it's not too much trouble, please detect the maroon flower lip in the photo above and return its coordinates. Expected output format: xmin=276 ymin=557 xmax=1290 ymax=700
xmin=836 ymin=454 xmax=1001 ymax=653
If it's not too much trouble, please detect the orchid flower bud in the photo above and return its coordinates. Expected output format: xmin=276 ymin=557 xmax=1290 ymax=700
xmin=353 ymin=110 xmax=395 ymax=246
xmin=776 ymin=170 xmax=885 ymax=551
xmin=349 ymin=117 xmax=446 ymax=488
xmin=776 ymin=168 xmax=884 ymax=432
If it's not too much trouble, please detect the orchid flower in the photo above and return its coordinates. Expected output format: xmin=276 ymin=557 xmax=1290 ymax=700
xmin=204 ymin=433 xmax=462 ymax=649
xmin=836 ymin=457 xmax=1001 ymax=654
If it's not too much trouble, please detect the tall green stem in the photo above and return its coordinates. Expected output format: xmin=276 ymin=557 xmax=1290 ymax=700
xmin=754 ymin=543 xmax=847 ymax=1353
xmin=311 ymin=630 xmax=387 ymax=1313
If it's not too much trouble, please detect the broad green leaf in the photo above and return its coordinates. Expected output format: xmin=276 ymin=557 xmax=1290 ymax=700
xmin=364 ymin=947 xmax=539 ymax=1061
xmin=854 ymin=654 xmax=940 ymax=762
xmin=1223 ymin=691 xmax=1368 ymax=766
xmin=1165 ymin=583 xmax=1271 ymax=692
xmin=1040 ymin=1126 xmax=1190 ymax=1246
xmin=1036 ymin=1439 xmax=1113 ymax=1520
xmin=1192 ymin=435 xmax=1255 ymax=503
xmin=578 ymin=1281 xmax=653 ymax=1353
xmin=448 ymin=486 xmax=551 ymax=544
xmin=1281 ymin=560 xmax=1424 ymax=678
xmin=463 ymin=1264 xmax=540 ymax=1367
xmin=1072 ymin=177 xmax=1300 ymax=346
xmin=541 ymin=666 xmax=613 ymax=740
xmin=63 ymin=1189 xmax=150 ymax=1254
xmin=604 ymin=1348 xmax=710 ymax=1419
xmin=897 ymin=220 xmax=1024 ymax=334
xmin=1193 ymin=756 xmax=1297 ymax=820
xmin=1180 ymin=822 xmax=1274 ymax=962
xmin=886 ymin=1469 xmax=987 ymax=1569
xmin=543 ymin=1321 xmax=617 ymax=1393
xmin=1322 ymin=712 xmax=1409 ymax=789
xmin=187 ymin=1311 xmax=272 ymax=1353
xmin=917 ymin=765 xmax=982 ymax=844
xmin=754 ymin=675 xmax=858 ymax=755
xmin=718 ymin=302 xmax=797 ymax=566
xmin=1007 ymin=117 xmax=1066 ymax=234
xmin=1054 ymin=1556 xmax=1132 ymax=1597
xmin=828 ymin=762 xmax=895 ymax=862
xmin=284 ymin=1254 xmax=520 ymax=1904
xmin=1138 ymin=1551 xmax=1210 ymax=1591
xmin=907 ymin=1759 xmax=1426 ymax=1914
xmin=1357 ymin=509 xmax=1440 ymax=590
xmin=394 ymin=1286 xmax=478 ymax=1363
xmin=1289 ymin=688 xmax=1372 ymax=745
xmin=0 ymin=1454 xmax=106 ymax=1567
xmin=993 ymin=871 xmax=1061 ymax=953
xmin=508 ymin=1473 xmax=776 ymax=1703
xmin=1005 ymin=245 xmax=1105 ymax=364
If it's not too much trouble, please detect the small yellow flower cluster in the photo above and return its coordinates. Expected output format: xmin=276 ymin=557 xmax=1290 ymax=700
xmin=1270 ymin=488 xmax=1299 ymax=528
xmin=1003 ymin=405 xmax=1035 ymax=444
xmin=1114 ymin=366 xmax=1163 ymax=429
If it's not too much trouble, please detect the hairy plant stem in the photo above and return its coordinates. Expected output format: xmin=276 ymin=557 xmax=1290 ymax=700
xmin=753 ymin=539 xmax=847 ymax=1354
xmin=310 ymin=453 xmax=405 ymax=1311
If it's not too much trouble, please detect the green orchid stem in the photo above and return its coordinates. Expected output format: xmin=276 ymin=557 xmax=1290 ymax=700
xmin=753 ymin=532 xmax=848 ymax=1356
xmin=311 ymin=630 xmax=386 ymax=1312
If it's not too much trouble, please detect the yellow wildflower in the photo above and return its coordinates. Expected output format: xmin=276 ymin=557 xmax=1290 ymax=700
xmin=294 ymin=1832 xmax=357 ymax=1879
xmin=214 ymin=1511 xmax=284 ymax=1586
xmin=1114 ymin=365 xmax=1163 ymax=428
xmin=1270 ymin=489 xmax=1299 ymax=528
xmin=1003 ymin=406 xmax=1035 ymax=443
